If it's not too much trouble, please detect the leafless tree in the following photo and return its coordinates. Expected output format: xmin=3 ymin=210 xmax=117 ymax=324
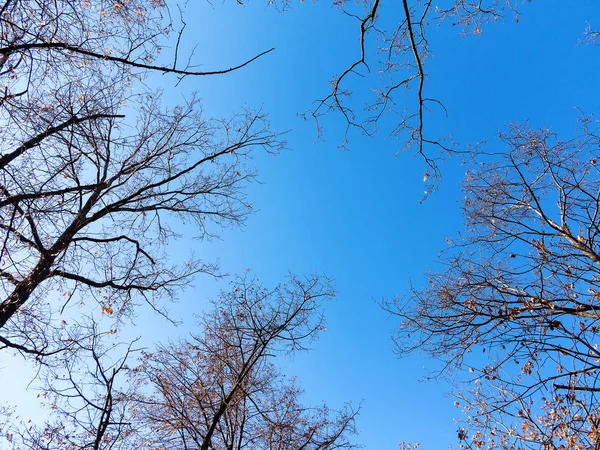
xmin=387 ymin=118 xmax=600 ymax=448
xmin=3 ymin=276 xmax=358 ymax=450
xmin=0 ymin=0 xmax=281 ymax=357
xmin=130 ymin=274 xmax=359 ymax=450
xmin=4 ymin=318 xmax=138 ymax=449
xmin=0 ymin=2 xmax=359 ymax=448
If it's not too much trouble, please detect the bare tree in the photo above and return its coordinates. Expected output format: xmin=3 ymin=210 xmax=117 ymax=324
xmin=0 ymin=0 xmax=281 ymax=357
xmin=8 ymin=320 xmax=139 ymax=450
xmin=0 ymin=94 xmax=281 ymax=355
xmin=3 ymin=276 xmax=358 ymax=450
xmin=0 ymin=2 xmax=359 ymax=448
xmin=387 ymin=118 xmax=600 ymax=448
xmin=130 ymin=274 xmax=359 ymax=450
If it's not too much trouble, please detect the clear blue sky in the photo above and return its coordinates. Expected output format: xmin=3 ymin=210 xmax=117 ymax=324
xmin=4 ymin=1 xmax=600 ymax=448
xmin=151 ymin=1 xmax=600 ymax=447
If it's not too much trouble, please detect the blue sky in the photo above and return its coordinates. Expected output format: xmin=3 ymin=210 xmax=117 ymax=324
xmin=3 ymin=1 xmax=600 ymax=448
xmin=142 ymin=1 xmax=600 ymax=448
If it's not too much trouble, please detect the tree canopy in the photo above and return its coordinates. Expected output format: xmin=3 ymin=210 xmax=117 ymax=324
xmin=1 ymin=0 xmax=600 ymax=449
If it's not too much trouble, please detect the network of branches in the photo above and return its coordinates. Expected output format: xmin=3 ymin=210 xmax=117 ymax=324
xmin=388 ymin=119 xmax=600 ymax=448
xmin=307 ymin=0 xmax=526 ymax=193
xmin=2 ymin=0 xmax=599 ymax=449
xmin=5 ymin=276 xmax=357 ymax=449
xmin=0 ymin=0 xmax=281 ymax=355
xmin=0 ymin=1 xmax=356 ymax=449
